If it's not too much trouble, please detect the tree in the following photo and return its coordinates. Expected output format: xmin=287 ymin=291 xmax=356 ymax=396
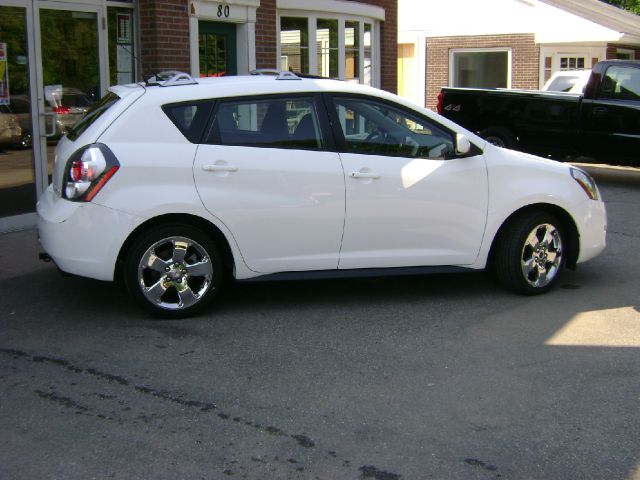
xmin=598 ymin=0 xmax=640 ymax=14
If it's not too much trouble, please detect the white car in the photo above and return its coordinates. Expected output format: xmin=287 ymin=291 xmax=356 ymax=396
xmin=542 ymin=70 xmax=592 ymax=94
xmin=37 ymin=71 xmax=607 ymax=318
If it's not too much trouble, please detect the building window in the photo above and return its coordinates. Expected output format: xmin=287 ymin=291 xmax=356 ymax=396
xmin=280 ymin=17 xmax=309 ymax=74
xmin=363 ymin=23 xmax=372 ymax=86
xmin=345 ymin=21 xmax=359 ymax=82
xmin=616 ymin=49 xmax=635 ymax=60
xmin=278 ymin=14 xmax=379 ymax=86
xmin=108 ymin=8 xmax=135 ymax=85
xmin=560 ymin=56 xmax=585 ymax=70
xmin=317 ymin=19 xmax=339 ymax=78
xmin=450 ymin=50 xmax=510 ymax=89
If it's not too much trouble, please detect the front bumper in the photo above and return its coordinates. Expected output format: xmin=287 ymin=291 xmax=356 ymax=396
xmin=575 ymin=197 xmax=607 ymax=264
xmin=37 ymin=186 xmax=142 ymax=281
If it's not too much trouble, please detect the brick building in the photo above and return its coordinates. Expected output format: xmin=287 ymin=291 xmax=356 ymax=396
xmin=139 ymin=0 xmax=397 ymax=94
xmin=0 ymin=0 xmax=397 ymax=233
xmin=397 ymin=0 xmax=640 ymax=110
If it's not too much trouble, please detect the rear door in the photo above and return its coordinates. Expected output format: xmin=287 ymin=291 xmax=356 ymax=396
xmin=193 ymin=94 xmax=345 ymax=273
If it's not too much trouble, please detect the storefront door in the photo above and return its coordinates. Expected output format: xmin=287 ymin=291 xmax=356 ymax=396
xmin=199 ymin=21 xmax=237 ymax=77
xmin=0 ymin=1 xmax=105 ymax=233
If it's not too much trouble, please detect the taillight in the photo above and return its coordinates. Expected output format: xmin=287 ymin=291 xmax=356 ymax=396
xmin=437 ymin=92 xmax=443 ymax=114
xmin=63 ymin=144 xmax=119 ymax=202
xmin=53 ymin=106 xmax=71 ymax=114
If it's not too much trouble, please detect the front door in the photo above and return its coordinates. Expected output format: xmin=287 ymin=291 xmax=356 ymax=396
xmin=0 ymin=1 xmax=105 ymax=233
xmin=328 ymin=95 xmax=489 ymax=270
xmin=198 ymin=21 xmax=237 ymax=77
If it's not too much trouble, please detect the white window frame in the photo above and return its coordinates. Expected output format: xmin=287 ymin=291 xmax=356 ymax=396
xmin=538 ymin=46 xmax=606 ymax=89
xmin=448 ymin=48 xmax=512 ymax=89
xmin=616 ymin=48 xmax=635 ymax=60
xmin=277 ymin=8 xmax=381 ymax=87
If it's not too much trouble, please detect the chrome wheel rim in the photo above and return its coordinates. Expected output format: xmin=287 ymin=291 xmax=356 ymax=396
xmin=521 ymin=223 xmax=563 ymax=288
xmin=138 ymin=236 xmax=213 ymax=310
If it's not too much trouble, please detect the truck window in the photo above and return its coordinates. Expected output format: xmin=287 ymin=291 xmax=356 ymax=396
xmin=600 ymin=66 xmax=640 ymax=101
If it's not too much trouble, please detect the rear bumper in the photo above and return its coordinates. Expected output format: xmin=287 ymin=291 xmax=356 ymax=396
xmin=37 ymin=186 xmax=141 ymax=281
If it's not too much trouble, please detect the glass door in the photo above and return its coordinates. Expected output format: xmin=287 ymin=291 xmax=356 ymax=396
xmin=0 ymin=2 xmax=105 ymax=233
xmin=34 ymin=3 xmax=104 ymax=189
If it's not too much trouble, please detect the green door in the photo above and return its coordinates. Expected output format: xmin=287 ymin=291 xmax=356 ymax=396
xmin=199 ymin=21 xmax=236 ymax=77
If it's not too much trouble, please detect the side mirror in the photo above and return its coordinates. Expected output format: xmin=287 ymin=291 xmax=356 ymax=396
xmin=455 ymin=133 xmax=471 ymax=156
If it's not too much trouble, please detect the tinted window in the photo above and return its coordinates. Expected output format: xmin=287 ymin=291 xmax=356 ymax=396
xmin=206 ymin=97 xmax=322 ymax=150
xmin=600 ymin=66 xmax=640 ymax=101
xmin=163 ymin=101 xmax=214 ymax=143
xmin=332 ymin=97 xmax=455 ymax=159
xmin=67 ymin=92 xmax=120 ymax=141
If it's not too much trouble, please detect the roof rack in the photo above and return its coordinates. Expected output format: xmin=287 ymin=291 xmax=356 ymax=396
xmin=146 ymin=71 xmax=198 ymax=87
xmin=249 ymin=69 xmax=302 ymax=81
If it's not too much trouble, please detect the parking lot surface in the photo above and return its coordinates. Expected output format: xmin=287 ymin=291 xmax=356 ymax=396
xmin=1 ymin=163 xmax=639 ymax=480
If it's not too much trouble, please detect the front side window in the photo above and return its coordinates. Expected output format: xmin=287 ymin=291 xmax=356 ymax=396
xmin=207 ymin=97 xmax=322 ymax=150
xmin=451 ymin=50 xmax=509 ymax=89
xmin=332 ymin=97 xmax=455 ymax=159
xmin=600 ymin=66 xmax=640 ymax=101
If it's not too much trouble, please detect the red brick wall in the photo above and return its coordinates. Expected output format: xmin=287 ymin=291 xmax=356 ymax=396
xmin=138 ymin=0 xmax=190 ymax=78
xmin=425 ymin=34 xmax=539 ymax=110
xmin=256 ymin=0 xmax=277 ymax=69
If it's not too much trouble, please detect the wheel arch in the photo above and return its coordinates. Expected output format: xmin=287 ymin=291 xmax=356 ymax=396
xmin=114 ymin=213 xmax=236 ymax=282
xmin=488 ymin=203 xmax=580 ymax=271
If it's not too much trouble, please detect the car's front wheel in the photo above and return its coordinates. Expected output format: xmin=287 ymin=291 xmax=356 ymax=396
xmin=124 ymin=224 xmax=223 ymax=318
xmin=494 ymin=212 xmax=565 ymax=295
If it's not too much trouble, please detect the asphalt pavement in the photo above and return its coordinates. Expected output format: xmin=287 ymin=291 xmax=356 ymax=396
xmin=1 ymin=163 xmax=639 ymax=480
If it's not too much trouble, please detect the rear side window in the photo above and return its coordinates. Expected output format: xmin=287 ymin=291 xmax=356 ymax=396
xmin=205 ymin=96 xmax=322 ymax=150
xmin=163 ymin=101 xmax=214 ymax=143
xmin=600 ymin=66 xmax=640 ymax=101
xmin=67 ymin=92 xmax=120 ymax=141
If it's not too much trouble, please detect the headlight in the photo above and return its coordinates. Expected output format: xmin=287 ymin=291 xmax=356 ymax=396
xmin=571 ymin=167 xmax=599 ymax=201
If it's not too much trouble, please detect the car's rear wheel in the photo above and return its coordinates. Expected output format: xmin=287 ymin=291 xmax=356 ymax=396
xmin=494 ymin=212 xmax=565 ymax=295
xmin=124 ymin=224 xmax=223 ymax=318
xmin=479 ymin=127 xmax=516 ymax=149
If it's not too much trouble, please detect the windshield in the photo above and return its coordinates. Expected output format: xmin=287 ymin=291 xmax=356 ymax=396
xmin=67 ymin=92 xmax=120 ymax=141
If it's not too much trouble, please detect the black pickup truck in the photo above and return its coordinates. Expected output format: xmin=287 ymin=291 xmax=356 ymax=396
xmin=438 ymin=60 xmax=640 ymax=164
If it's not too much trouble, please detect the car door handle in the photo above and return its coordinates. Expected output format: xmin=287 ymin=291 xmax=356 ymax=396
xmin=202 ymin=164 xmax=238 ymax=172
xmin=349 ymin=171 xmax=380 ymax=180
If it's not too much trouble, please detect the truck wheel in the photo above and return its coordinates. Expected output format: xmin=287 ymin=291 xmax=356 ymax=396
xmin=494 ymin=212 xmax=565 ymax=295
xmin=479 ymin=127 xmax=516 ymax=149
xmin=124 ymin=224 xmax=223 ymax=318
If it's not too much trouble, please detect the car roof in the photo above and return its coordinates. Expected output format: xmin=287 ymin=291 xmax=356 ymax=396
xmin=110 ymin=74 xmax=396 ymax=105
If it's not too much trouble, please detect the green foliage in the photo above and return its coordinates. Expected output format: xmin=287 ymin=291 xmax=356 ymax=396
xmin=599 ymin=0 xmax=640 ymax=14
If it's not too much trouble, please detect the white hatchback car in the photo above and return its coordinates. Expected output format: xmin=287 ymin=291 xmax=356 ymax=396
xmin=38 ymin=71 xmax=606 ymax=318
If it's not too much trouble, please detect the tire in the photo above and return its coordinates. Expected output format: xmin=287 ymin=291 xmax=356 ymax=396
xmin=124 ymin=224 xmax=223 ymax=318
xmin=479 ymin=127 xmax=516 ymax=149
xmin=494 ymin=212 xmax=565 ymax=295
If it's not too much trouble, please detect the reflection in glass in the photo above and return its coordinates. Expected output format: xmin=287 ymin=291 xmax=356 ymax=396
xmin=317 ymin=19 xmax=338 ymax=78
xmin=345 ymin=21 xmax=359 ymax=82
xmin=108 ymin=7 xmax=135 ymax=85
xmin=40 ymin=9 xmax=99 ymax=182
xmin=280 ymin=17 xmax=309 ymax=74
xmin=364 ymin=23 xmax=372 ymax=86
xmin=0 ymin=6 xmax=36 ymax=218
